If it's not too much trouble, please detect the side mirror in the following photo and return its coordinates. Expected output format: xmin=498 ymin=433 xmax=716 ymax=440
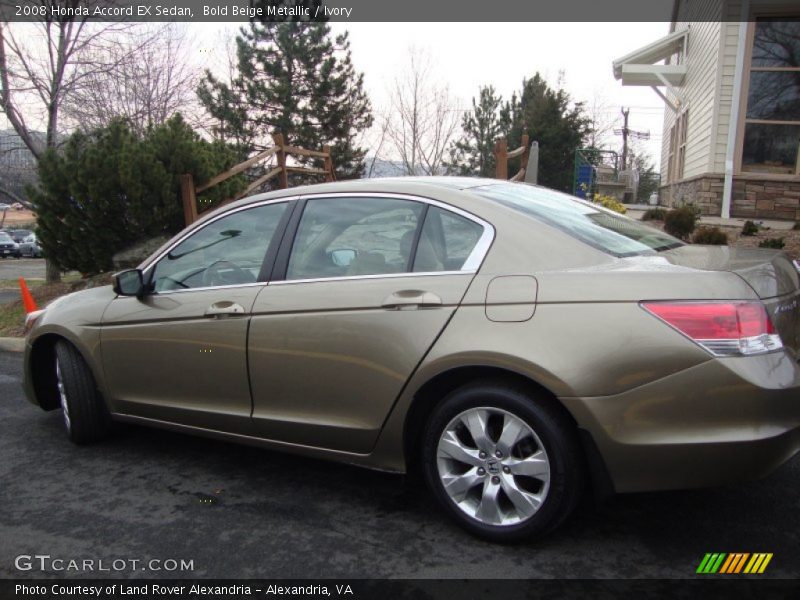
xmin=113 ymin=269 xmax=145 ymax=299
xmin=329 ymin=248 xmax=358 ymax=268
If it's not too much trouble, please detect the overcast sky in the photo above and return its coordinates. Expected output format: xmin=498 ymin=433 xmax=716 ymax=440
xmin=195 ymin=21 xmax=669 ymax=167
xmin=4 ymin=21 xmax=670 ymax=169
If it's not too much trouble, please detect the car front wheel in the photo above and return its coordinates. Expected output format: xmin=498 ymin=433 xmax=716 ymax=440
xmin=54 ymin=341 xmax=111 ymax=444
xmin=422 ymin=381 xmax=584 ymax=542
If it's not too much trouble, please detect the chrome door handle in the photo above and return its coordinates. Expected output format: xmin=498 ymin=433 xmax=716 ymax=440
xmin=381 ymin=290 xmax=442 ymax=310
xmin=205 ymin=301 xmax=246 ymax=318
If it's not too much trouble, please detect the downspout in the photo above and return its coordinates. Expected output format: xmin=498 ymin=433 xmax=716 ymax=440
xmin=722 ymin=1 xmax=749 ymax=219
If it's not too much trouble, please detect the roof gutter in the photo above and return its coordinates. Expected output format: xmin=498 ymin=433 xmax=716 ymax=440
xmin=722 ymin=3 xmax=749 ymax=219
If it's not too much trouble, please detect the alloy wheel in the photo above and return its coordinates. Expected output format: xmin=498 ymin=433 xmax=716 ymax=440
xmin=436 ymin=407 xmax=550 ymax=526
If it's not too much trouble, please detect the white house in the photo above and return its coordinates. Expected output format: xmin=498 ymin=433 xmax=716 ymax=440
xmin=613 ymin=0 xmax=799 ymax=219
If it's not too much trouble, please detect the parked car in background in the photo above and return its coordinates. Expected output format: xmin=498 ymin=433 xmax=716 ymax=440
xmin=0 ymin=231 xmax=21 ymax=258
xmin=19 ymin=233 xmax=43 ymax=258
xmin=21 ymin=177 xmax=800 ymax=542
xmin=8 ymin=229 xmax=33 ymax=244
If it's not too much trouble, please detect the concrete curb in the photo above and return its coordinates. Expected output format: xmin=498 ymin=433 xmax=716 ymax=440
xmin=0 ymin=337 xmax=24 ymax=352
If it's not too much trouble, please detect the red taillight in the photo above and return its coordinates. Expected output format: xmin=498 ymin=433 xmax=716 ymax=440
xmin=641 ymin=301 xmax=782 ymax=356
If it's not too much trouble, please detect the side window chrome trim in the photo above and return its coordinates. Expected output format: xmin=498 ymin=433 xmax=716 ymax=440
xmin=270 ymin=270 xmax=474 ymax=286
xmin=290 ymin=191 xmax=495 ymax=280
xmin=153 ymin=282 xmax=266 ymax=296
xmin=142 ymin=197 xmax=298 ymax=293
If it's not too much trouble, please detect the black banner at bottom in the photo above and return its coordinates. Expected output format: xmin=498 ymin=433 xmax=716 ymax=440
xmin=2 ymin=579 xmax=799 ymax=600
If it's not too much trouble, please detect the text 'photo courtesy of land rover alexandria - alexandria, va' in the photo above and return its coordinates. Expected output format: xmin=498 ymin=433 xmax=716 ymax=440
xmin=22 ymin=177 xmax=800 ymax=542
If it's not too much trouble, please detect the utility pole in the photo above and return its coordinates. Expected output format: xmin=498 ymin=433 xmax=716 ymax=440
xmin=614 ymin=107 xmax=650 ymax=171
xmin=620 ymin=108 xmax=629 ymax=171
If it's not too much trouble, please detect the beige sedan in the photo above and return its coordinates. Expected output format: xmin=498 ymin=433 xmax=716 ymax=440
xmin=23 ymin=177 xmax=800 ymax=541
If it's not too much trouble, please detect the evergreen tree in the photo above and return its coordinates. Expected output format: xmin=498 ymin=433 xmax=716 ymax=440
xmin=506 ymin=74 xmax=593 ymax=192
xmin=30 ymin=116 xmax=244 ymax=275
xmin=446 ymin=86 xmax=510 ymax=177
xmin=446 ymin=75 xmax=591 ymax=190
xmin=628 ymin=142 xmax=660 ymax=201
xmin=197 ymin=22 xmax=372 ymax=180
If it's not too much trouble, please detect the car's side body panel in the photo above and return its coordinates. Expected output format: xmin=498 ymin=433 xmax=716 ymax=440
xmin=99 ymin=285 xmax=265 ymax=432
xmin=248 ymin=274 xmax=473 ymax=453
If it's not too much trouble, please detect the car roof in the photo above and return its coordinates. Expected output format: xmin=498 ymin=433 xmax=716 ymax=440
xmin=213 ymin=176 xmax=506 ymax=215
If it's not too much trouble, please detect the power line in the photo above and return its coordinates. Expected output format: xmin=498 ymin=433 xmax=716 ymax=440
xmin=614 ymin=107 xmax=650 ymax=170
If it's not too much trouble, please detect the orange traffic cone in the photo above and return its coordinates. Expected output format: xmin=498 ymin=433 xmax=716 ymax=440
xmin=19 ymin=277 xmax=38 ymax=313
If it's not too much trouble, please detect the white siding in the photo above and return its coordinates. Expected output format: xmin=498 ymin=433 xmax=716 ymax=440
xmin=669 ymin=0 xmax=797 ymax=177
xmin=660 ymin=0 xmax=724 ymax=180
xmin=712 ymin=2 xmax=744 ymax=174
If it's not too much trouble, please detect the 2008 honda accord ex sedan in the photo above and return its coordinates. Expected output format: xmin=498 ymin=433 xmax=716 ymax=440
xmin=22 ymin=177 xmax=800 ymax=541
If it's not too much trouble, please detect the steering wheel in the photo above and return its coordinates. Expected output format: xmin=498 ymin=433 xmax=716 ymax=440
xmin=202 ymin=260 xmax=254 ymax=287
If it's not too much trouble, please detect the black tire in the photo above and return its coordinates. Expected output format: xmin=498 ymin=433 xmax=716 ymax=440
xmin=421 ymin=381 xmax=584 ymax=542
xmin=54 ymin=340 xmax=111 ymax=444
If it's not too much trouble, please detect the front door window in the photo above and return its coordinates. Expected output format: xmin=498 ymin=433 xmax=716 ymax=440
xmin=151 ymin=202 xmax=288 ymax=292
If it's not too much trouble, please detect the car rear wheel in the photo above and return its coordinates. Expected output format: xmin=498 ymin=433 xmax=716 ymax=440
xmin=54 ymin=340 xmax=111 ymax=444
xmin=422 ymin=382 xmax=583 ymax=542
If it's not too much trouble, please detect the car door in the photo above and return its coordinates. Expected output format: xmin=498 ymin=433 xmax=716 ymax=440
xmin=247 ymin=193 xmax=493 ymax=453
xmin=100 ymin=200 xmax=292 ymax=432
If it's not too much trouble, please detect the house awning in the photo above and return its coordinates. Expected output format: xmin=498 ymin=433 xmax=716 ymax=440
xmin=612 ymin=29 xmax=688 ymax=87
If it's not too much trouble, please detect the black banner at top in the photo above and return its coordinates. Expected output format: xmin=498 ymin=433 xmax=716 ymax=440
xmin=0 ymin=0 xmax=740 ymax=23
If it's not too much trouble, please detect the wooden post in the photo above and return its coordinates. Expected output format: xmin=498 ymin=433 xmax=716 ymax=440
xmin=180 ymin=173 xmax=198 ymax=226
xmin=272 ymin=132 xmax=288 ymax=189
xmin=519 ymin=134 xmax=530 ymax=179
xmin=494 ymin=139 xmax=508 ymax=180
xmin=525 ymin=141 xmax=539 ymax=184
xmin=322 ymin=145 xmax=335 ymax=182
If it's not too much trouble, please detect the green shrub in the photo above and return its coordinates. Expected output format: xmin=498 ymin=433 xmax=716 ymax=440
xmin=664 ymin=205 xmax=699 ymax=240
xmin=741 ymin=220 xmax=760 ymax=236
xmin=592 ymin=193 xmax=627 ymax=214
xmin=30 ymin=115 xmax=246 ymax=275
xmin=642 ymin=207 xmax=667 ymax=221
xmin=759 ymin=237 xmax=785 ymax=249
xmin=692 ymin=226 xmax=728 ymax=245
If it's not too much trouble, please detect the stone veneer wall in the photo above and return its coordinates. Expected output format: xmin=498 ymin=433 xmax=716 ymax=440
xmin=730 ymin=179 xmax=800 ymax=220
xmin=659 ymin=175 xmax=800 ymax=220
xmin=658 ymin=174 xmax=724 ymax=215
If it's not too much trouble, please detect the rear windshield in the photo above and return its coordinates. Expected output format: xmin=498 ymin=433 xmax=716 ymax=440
xmin=473 ymin=183 xmax=683 ymax=257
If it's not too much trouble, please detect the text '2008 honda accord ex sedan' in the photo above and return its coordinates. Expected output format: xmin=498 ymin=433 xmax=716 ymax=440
xmin=22 ymin=177 xmax=800 ymax=542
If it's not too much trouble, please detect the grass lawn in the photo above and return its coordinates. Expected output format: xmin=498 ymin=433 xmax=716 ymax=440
xmin=0 ymin=274 xmax=111 ymax=337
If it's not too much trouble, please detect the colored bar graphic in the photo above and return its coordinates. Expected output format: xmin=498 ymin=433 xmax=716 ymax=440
xmin=697 ymin=553 xmax=727 ymax=574
xmin=733 ymin=553 xmax=750 ymax=574
xmin=697 ymin=553 xmax=714 ymax=574
xmin=698 ymin=552 xmax=772 ymax=575
xmin=744 ymin=553 xmax=774 ymax=574
xmin=719 ymin=554 xmax=735 ymax=574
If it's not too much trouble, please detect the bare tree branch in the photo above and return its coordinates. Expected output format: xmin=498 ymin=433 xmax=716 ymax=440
xmin=61 ymin=24 xmax=201 ymax=135
xmin=385 ymin=47 xmax=461 ymax=175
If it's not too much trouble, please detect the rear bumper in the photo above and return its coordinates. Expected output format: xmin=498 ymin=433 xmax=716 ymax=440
xmin=562 ymin=351 xmax=800 ymax=493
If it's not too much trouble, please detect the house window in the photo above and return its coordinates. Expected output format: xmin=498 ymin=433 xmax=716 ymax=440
xmin=742 ymin=18 xmax=800 ymax=176
xmin=677 ymin=110 xmax=688 ymax=180
xmin=668 ymin=110 xmax=688 ymax=182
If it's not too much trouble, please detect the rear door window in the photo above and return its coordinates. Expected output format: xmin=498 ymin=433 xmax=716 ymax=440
xmin=286 ymin=197 xmax=424 ymax=280
xmin=412 ymin=207 xmax=484 ymax=272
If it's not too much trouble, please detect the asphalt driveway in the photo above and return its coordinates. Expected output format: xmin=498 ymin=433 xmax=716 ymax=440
xmin=0 ymin=350 xmax=798 ymax=580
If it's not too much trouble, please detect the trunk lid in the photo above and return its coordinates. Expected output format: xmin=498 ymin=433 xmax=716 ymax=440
xmin=661 ymin=245 xmax=800 ymax=353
